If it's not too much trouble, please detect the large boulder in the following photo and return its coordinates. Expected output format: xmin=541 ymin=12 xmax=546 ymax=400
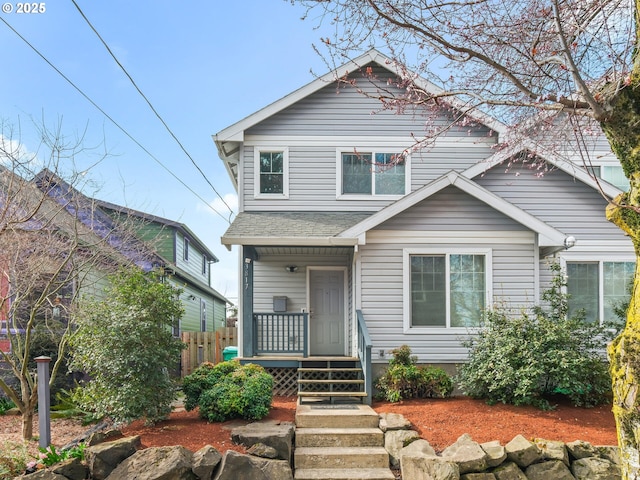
xmin=480 ymin=440 xmax=507 ymax=468
xmin=14 ymin=471 xmax=67 ymax=480
xmin=385 ymin=429 xmax=421 ymax=467
xmin=505 ymin=434 xmax=542 ymax=468
xmin=86 ymin=435 xmax=141 ymax=480
xmin=534 ymin=438 xmax=569 ymax=466
xmin=192 ymin=445 xmax=223 ymax=480
xmin=525 ymin=459 xmax=575 ymax=480
xmin=400 ymin=439 xmax=458 ymax=480
xmin=460 ymin=474 xmax=496 ymax=480
xmin=379 ymin=412 xmax=411 ymax=432
xmin=105 ymin=445 xmax=196 ymax=480
xmin=442 ymin=433 xmax=489 ymax=474
xmin=51 ymin=458 xmax=89 ymax=480
xmin=571 ymin=457 xmax=622 ymax=480
xmin=492 ymin=461 xmax=528 ymax=480
xmin=566 ymin=440 xmax=597 ymax=460
xmin=213 ymin=450 xmax=293 ymax=480
xmin=231 ymin=421 xmax=294 ymax=463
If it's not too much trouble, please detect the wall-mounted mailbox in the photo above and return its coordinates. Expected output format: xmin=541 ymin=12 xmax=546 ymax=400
xmin=273 ymin=296 xmax=287 ymax=312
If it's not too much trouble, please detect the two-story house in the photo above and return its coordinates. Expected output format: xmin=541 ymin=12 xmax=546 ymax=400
xmin=214 ymin=49 xmax=634 ymax=403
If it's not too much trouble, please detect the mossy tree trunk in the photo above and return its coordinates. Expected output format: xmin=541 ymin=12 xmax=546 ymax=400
xmin=603 ymin=49 xmax=640 ymax=478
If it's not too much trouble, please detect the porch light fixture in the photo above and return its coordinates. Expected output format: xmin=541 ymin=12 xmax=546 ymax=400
xmin=285 ymin=265 xmax=298 ymax=273
xmin=563 ymin=236 xmax=576 ymax=249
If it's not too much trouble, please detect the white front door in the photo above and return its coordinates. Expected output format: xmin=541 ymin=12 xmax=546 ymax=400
xmin=309 ymin=269 xmax=346 ymax=356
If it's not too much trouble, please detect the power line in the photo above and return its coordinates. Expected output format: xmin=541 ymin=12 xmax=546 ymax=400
xmin=71 ymin=0 xmax=235 ymax=220
xmin=0 ymin=16 xmax=232 ymax=224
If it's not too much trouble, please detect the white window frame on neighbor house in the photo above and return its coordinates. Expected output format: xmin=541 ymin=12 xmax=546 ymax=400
xmin=403 ymin=248 xmax=493 ymax=333
xmin=586 ymin=164 xmax=629 ymax=191
xmin=254 ymin=147 xmax=289 ymax=199
xmin=336 ymin=148 xmax=410 ymax=200
xmin=561 ymin=256 xmax=635 ymax=325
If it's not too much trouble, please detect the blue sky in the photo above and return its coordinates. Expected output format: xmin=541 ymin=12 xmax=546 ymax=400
xmin=0 ymin=1 xmax=336 ymax=303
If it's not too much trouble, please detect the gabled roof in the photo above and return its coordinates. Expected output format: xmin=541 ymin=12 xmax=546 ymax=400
xmin=214 ymin=49 xmax=507 ymax=188
xmin=461 ymin=138 xmax=622 ymax=199
xmin=338 ymin=171 xmax=568 ymax=248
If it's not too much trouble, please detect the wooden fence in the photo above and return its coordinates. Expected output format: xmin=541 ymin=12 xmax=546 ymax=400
xmin=180 ymin=327 xmax=237 ymax=377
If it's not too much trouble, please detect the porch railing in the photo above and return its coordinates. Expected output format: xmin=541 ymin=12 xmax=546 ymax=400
xmin=253 ymin=312 xmax=308 ymax=356
xmin=356 ymin=309 xmax=373 ymax=405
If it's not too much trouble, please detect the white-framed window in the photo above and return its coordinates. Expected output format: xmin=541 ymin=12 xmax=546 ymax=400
xmin=566 ymin=260 xmax=634 ymax=325
xmin=587 ymin=165 xmax=628 ymax=191
xmin=254 ymin=147 xmax=289 ymax=198
xmin=338 ymin=150 xmax=408 ymax=198
xmin=403 ymin=248 xmax=492 ymax=331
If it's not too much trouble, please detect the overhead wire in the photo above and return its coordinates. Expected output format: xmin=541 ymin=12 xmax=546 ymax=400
xmin=70 ymin=0 xmax=235 ymax=221
xmin=0 ymin=15 xmax=232 ymax=224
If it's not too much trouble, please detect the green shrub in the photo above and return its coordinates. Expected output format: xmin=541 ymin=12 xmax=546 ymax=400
xmin=0 ymin=397 xmax=15 ymax=415
xmin=183 ymin=361 xmax=273 ymax=422
xmin=38 ymin=443 xmax=86 ymax=467
xmin=375 ymin=345 xmax=453 ymax=402
xmin=457 ymin=263 xmax=613 ymax=410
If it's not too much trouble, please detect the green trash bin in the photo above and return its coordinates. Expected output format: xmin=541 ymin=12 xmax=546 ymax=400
xmin=222 ymin=346 xmax=238 ymax=361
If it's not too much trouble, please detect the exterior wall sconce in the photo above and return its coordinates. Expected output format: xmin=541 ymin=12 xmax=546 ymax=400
xmin=563 ymin=236 xmax=576 ymax=249
xmin=285 ymin=265 xmax=298 ymax=273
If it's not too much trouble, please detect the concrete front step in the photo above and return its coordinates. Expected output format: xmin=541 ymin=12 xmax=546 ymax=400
xmin=294 ymin=446 xmax=389 ymax=470
xmin=294 ymin=468 xmax=396 ymax=480
xmin=295 ymin=427 xmax=384 ymax=448
xmin=295 ymin=404 xmax=380 ymax=429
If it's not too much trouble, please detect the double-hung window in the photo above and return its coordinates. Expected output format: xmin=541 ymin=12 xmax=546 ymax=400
xmin=567 ymin=260 xmax=634 ymax=325
xmin=255 ymin=148 xmax=289 ymax=198
xmin=340 ymin=150 xmax=406 ymax=197
xmin=404 ymin=249 xmax=492 ymax=330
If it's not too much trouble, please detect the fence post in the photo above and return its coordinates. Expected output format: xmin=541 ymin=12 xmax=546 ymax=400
xmin=35 ymin=356 xmax=51 ymax=448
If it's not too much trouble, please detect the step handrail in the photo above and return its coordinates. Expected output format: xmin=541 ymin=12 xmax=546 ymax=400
xmin=356 ymin=309 xmax=373 ymax=405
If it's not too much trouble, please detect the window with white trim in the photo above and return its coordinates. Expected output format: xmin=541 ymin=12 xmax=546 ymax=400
xmin=254 ymin=148 xmax=289 ymax=197
xmin=183 ymin=237 xmax=190 ymax=262
xmin=405 ymin=249 xmax=491 ymax=329
xmin=340 ymin=151 xmax=406 ymax=196
xmin=567 ymin=260 xmax=634 ymax=325
xmin=587 ymin=165 xmax=628 ymax=191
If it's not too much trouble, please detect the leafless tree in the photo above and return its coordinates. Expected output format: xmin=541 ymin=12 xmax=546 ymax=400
xmin=0 ymin=121 xmax=151 ymax=440
xmin=294 ymin=0 xmax=639 ymax=476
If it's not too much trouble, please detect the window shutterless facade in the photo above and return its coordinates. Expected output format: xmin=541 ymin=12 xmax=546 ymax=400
xmin=339 ymin=150 xmax=407 ymax=197
xmin=183 ymin=237 xmax=190 ymax=262
xmin=566 ymin=260 xmax=634 ymax=325
xmin=404 ymin=249 xmax=492 ymax=331
xmin=254 ymin=148 xmax=289 ymax=198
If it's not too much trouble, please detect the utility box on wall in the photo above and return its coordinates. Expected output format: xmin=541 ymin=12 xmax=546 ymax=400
xmin=273 ymin=296 xmax=287 ymax=312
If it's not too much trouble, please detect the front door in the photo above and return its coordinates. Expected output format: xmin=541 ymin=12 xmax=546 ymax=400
xmin=309 ymin=269 xmax=346 ymax=356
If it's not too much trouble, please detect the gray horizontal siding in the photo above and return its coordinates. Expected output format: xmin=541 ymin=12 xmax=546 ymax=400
xmin=375 ymin=186 xmax=528 ymax=231
xmin=474 ymin=165 xmax=620 ymax=240
xmin=358 ymin=240 xmax=536 ymax=364
xmin=247 ymin=64 xmax=495 ymax=138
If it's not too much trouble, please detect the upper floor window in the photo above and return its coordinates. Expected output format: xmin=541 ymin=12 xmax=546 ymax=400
xmin=339 ymin=150 xmax=407 ymax=197
xmin=567 ymin=260 xmax=634 ymax=326
xmin=588 ymin=165 xmax=629 ymax=191
xmin=183 ymin=237 xmax=190 ymax=262
xmin=404 ymin=249 xmax=492 ymax=330
xmin=202 ymin=254 xmax=208 ymax=276
xmin=255 ymin=148 xmax=289 ymax=198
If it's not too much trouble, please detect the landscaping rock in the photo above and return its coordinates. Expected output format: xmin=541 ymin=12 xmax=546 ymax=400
xmin=385 ymin=429 xmax=421 ymax=467
xmin=461 ymin=474 xmax=497 ymax=480
xmin=192 ymin=445 xmax=222 ymax=479
xmin=481 ymin=440 xmax=507 ymax=468
xmin=15 ymin=471 xmax=67 ymax=480
xmin=492 ymin=460 xmax=528 ymax=480
xmin=213 ymin=450 xmax=293 ymax=480
xmin=230 ymin=421 xmax=294 ymax=463
xmin=105 ymin=445 xmax=195 ymax=480
xmin=534 ymin=438 xmax=569 ymax=465
xmin=51 ymin=457 xmax=89 ymax=480
xmin=596 ymin=446 xmax=621 ymax=466
xmin=379 ymin=412 xmax=411 ymax=432
xmin=400 ymin=454 xmax=460 ymax=480
xmin=566 ymin=440 xmax=597 ymax=460
xmin=247 ymin=442 xmax=279 ymax=459
xmin=86 ymin=435 xmax=141 ymax=480
xmin=571 ymin=457 xmax=621 ymax=480
xmin=86 ymin=429 xmax=123 ymax=447
xmin=399 ymin=438 xmax=437 ymax=458
xmin=505 ymin=434 xmax=542 ymax=468
xmin=442 ymin=433 xmax=489 ymax=474
xmin=525 ymin=459 xmax=575 ymax=480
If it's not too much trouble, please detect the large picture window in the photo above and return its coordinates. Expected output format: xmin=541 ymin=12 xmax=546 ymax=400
xmin=254 ymin=148 xmax=289 ymax=197
xmin=405 ymin=249 xmax=491 ymax=329
xmin=567 ymin=260 xmax=634 ymax=325
xmin=340 ymin=151 xmax=406 ymax=196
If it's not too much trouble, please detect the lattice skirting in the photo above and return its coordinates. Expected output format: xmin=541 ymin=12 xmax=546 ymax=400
xmin=265 ymin=367 xmax=298 ymax=396
xmin=298 ymin=369 xmax=362 ymax=393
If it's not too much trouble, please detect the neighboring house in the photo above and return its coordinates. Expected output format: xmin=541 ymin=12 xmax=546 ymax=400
xmin=214 ymin=49 xmax=634 ymax=402
xmin=33 ymin=170 xmax=230 ymax=335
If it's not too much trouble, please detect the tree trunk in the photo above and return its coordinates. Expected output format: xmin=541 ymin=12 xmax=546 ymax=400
xmin=21 ymin=409 xmax=34 ymax=440
xmin=603 ymin=68 xmax=640 ymax=479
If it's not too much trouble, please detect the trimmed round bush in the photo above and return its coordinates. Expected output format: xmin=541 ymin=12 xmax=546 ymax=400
xmin=182 ymin=361 xmax=273 ymax=422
